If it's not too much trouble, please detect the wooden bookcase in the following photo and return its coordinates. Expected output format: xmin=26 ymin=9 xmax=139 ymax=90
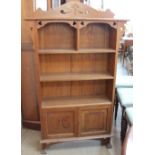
xmin=27 ymin=0 xmax=126 ymax=151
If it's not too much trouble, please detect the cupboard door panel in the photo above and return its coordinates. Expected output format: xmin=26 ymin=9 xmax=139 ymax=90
xmin=79 ymin=106 xmax=110 ymax=136
xmin=42 ymin=108 xmax=77 ymax=138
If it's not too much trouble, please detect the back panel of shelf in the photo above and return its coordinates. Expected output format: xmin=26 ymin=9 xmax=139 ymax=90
xmin=39 ymin=53 xmax=115 ymax=76
xmin=38 ymin=23 xmax=76 ymax=49
xmin=80 ymin=23 xmax=116 ymax=49
xmin=41 ymin=80 xmax=114 ymax=101
xmin=38 ymin=22 xmax=116 ymax=50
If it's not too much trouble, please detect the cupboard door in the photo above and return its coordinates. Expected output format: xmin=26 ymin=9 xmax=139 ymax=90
xmin=79 ymin=106 xmax=111 ymax=136
xmin=42 ymin=108 xmax=77 ymax=138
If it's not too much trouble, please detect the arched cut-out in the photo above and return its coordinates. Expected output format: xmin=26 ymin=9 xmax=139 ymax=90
xmin=80 ymin=23 xmax=116 ymax=49
xmin=38 ymin=23 xmax=76 ymax=49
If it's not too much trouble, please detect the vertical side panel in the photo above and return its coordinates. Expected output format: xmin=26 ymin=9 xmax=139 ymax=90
xmin=21 ymin=50 xmax=40 ymax=122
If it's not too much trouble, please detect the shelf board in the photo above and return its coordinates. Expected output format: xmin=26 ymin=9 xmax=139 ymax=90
xmin=40 ymin=73 xmax=114 ymax=82
xmin=42 ymin=96 xmax=112 ymax=108
xmin=39 ymin=48 xmax=115 ymax=54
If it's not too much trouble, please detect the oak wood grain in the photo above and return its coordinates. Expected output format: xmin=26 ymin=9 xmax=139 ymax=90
xmin=39 ymin=48 xmax=115 ymax=54
xmin=40 ymin=133 xmax=112 ymax=144
xmin=26 ymin=0 xmax=127 ymax=149
xmin=40 ymin=72 xmax=114 ymax=82
xmin=42 ymin=96 xmax=112 ymax=108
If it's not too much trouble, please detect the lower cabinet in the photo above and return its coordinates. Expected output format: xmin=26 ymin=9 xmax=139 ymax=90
xmin=41 ymin=105 xmax=112 ymax=139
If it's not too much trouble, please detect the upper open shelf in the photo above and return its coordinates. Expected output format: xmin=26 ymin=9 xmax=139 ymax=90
xmin=39 ymin=53 xmax=115 ymax=76
xmin=38 ymin=22 xmax=117 ymax=51
xmin=80 ymin=23 xmax=116 ymax=49
xmin=38 ymin=23 xmax=76 ymax=49
xmin=42 ymin=95 xmax=112 ymax=109
xmin=39 ymin=48 xmax=115 ymax=54
xmin=40 ymin=72 xmax=114 ymax=82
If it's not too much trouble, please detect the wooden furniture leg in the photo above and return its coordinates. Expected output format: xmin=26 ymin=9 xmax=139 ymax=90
xmin=115 ymin=94 xmax=119 ymax=122
xmin=101 ymin=138 xmax=112 ymax=148
xmin=121 ymin=44 xmax=125 ymax=66
xmin=122 ymin=50 xmax=126 ymax=66
xmin=101 ymin=138 xmax=107 ymax=145
xmin=121 ymin=126 xmax=133 ymax=155
xmin=122 ymin=38 xmax=133 ymax=66
xmin=121 ymin=109 xmax=128 ymax=143
xmin=105 ymin=138 xmax=112 ymax=149
xmin=41 ymin=143 xmax=47 ymax=154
